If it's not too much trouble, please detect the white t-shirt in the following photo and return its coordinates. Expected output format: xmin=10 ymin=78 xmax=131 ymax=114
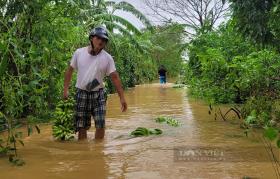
xmin=70 ymin=47 xmax=116 ymax=91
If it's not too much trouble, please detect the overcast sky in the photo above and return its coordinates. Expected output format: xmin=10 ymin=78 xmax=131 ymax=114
xmin=113 ymin=0 xmax=229 ymax=31
xmin=113 ymin=0 xmax=160 ymax=29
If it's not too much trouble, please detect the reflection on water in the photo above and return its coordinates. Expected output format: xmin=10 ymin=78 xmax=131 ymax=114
xmin=0 ymin=83 xmax=278 ymax=179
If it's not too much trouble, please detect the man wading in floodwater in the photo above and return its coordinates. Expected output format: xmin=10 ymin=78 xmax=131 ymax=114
xmin=63 ymin=27 xmax=127 ymax=140
xmin=158 ymin=65 xmax=167 ymax=84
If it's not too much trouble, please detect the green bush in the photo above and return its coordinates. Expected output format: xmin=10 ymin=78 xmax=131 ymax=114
xmin=185 ymin=19 xmax=280 ymax=149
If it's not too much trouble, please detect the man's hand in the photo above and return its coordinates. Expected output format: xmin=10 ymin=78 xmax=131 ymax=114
xmin=63 ymin=90 xmax=69 ymax=100
xmin=110 ymin=71 xmax=128 ymax=112
xmin=63 ymin=66 xmax=74 ymax=100
xmin=120 ymin=97 xmax=127 ymax=112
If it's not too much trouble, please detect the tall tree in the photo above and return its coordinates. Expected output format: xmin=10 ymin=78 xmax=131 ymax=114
xmin=144 ymin=0 xmax=229 ymax=35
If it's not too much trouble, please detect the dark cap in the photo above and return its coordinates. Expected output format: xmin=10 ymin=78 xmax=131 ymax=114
xmin=89 ymin=27 xmax=109 ymax=41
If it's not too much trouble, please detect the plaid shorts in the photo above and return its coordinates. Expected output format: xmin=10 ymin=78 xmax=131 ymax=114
xmin=74 ymin=88 xmax=107 ymax=131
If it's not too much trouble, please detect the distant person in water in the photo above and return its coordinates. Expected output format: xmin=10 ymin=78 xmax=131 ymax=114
xmin=158 ymin=65 xmax=167 ymax=84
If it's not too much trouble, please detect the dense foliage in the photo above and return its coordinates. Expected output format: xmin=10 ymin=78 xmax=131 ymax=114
xmin=0 ymin=0 xmax=184 ymax=122
xmin=230 ymin=0 xmax=280 ymax=48
xmin=1 ymin=0 xmax=280 ymax=169
xmin=0 ymin=0 xmax=185 ymax=165
xmin=185 ymin=1 xmax=280 ymax=147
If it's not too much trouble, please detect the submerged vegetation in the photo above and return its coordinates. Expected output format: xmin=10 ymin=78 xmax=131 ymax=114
xmin=0 ymin=112 xmax=40 ymax=165
xmin=129 ymin=116 xmax=181 ymax=138
xmin=130 ymin=127 xmax=162 ymax=137
xmin=155 ymin=116 xmax=181 ymax=127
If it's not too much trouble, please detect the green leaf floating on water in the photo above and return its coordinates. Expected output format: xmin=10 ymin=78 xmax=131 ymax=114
xmin=155 ymin=116 xmax=181 ymax=127
xmin=155 ymin=116 xmax=166 ymax=123
xmin=130 ymin=127 xmax=162 ymax=137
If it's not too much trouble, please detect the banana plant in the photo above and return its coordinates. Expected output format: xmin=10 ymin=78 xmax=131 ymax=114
xmin=83 ymin=0 xmax=152 ymax=58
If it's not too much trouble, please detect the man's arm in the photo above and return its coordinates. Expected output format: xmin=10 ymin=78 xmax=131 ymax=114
xmin=110 ymin=71 xmax=127 ymax=112
xmin=63 ymin=66 xmax=74 ymax=99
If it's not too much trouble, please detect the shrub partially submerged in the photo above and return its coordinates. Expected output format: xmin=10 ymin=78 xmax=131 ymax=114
xmin=0 ymin=112 xmax=40 ymax=166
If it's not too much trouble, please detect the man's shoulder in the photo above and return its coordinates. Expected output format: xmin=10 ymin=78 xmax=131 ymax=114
xmin=101 ymin=50 xmax=113 ymax=60
xmin=75 ymin=47 xmax=87 ymax=54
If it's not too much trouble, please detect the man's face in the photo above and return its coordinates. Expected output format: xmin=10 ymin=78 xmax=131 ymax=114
xmin=91 ymin=36 xmax=107 ymax=50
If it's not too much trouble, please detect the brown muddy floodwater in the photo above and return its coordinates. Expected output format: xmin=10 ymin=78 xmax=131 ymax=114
xmin=0 ymin=83 xmax=279 ymax=179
